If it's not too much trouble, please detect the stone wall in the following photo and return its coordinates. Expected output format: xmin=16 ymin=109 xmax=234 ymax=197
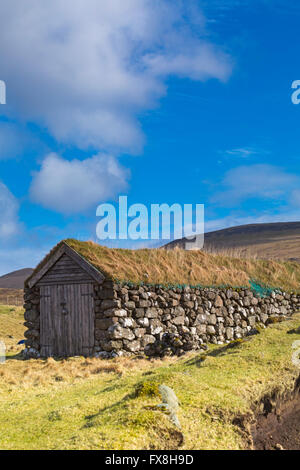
xmin=23 ymin=280 xmax=300 ymax=359
xmin=94 ymin=280 xmax=300 ymax=358
xmin=23 ymin=286 xmax=41 ymax=358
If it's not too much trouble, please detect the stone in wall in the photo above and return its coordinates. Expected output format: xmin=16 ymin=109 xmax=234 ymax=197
xmin=23 ymin=286 xmax=41 ymax=359
xmin=23 ymin=287 xmax=40 ymax=351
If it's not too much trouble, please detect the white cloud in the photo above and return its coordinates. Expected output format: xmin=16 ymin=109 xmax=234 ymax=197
xmin=144 ymin=44 xmax=231 ymax=82
xmin=224 ymin=147 xmax=259 ymax=158
xmin=0 ymin=182 xmax=20 ymax=238
xmin=0 ymin=0 xmax=232 ymax=152
xmin=30 ymin=153 xmax=129 ymax=214
xmin=212 ymin=164 xmax=297 ymax=206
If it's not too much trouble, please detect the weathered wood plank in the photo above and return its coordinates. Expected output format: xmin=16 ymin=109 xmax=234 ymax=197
xmin=53 ymin=266 xmax=83 ymax=273
xmin=38 ymin=271 xmax=92 ymax=278
xmin=28 ymin=245 xmax=66 ymax=288
xmin=70 ymin=284 xmax=75 ymax=356
xmin=39 ymin=280 xmax=95 ymax=358
xmin=64 ymin=244 xmax=105 ymax=285
xmin=89 ymin=284 xmax=95 ymax=353
xmin=37 ymin=253 xmax=94 ymax=284
xmin=37 ymin=279 xmax=94 ymax=286
xmin=29 ymin=242 xmax=105 ymax=288
xmin=40 ymin=286 xmax=46 ymax=356
xmin=78 ymin=284 xmax=84 ymax=355
xmin=40 ymin=286 xmax=51 ymax=357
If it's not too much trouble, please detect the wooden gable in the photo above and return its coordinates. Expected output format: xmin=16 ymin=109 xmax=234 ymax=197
xmin=27 ymin=242 xmax=105 ymax=288
xmin=36 ymin=253 xmax=95 ymax=286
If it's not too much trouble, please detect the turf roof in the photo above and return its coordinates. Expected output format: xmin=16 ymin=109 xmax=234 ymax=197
xmin=25 ymin=238 xmax=300 ymax=292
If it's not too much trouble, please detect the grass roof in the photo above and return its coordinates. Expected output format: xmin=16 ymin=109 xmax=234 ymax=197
xmin=26 ymin=238 xmax=300 ymax=292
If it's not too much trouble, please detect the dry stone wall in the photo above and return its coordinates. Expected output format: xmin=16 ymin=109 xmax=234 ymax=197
xmin=23 ymin=287 xmax=41 ymax=358
xmin=23 ymin=280 xmax=300 ymax=359
xmin=94 ymin=280 xmax=300 ymax=358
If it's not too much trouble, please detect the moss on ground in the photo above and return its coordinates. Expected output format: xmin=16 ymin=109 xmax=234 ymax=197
xmin=135 ymin=381 xmax=160 ymax=398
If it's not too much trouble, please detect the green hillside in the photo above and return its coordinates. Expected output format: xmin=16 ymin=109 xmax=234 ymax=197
xmin=0 ymin=305 xmax=299 ymax=450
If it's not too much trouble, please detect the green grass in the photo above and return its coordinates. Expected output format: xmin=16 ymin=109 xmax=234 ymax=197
xmin=0 ymin=305 xmax=300 ymax=450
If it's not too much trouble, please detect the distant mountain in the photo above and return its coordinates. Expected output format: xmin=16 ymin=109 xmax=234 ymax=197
xmin=164 ymin=222 xmax=300 ymax=261
xmin=0 ymin=268 xmax=34 ymax=289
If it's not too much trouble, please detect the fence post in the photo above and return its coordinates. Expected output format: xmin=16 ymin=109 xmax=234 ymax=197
xmin=0 ymin=341 xmax=6 ymax=364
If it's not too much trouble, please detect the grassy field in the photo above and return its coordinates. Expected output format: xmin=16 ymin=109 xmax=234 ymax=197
xmin=0 ymin=305 xmax=300 ymax=450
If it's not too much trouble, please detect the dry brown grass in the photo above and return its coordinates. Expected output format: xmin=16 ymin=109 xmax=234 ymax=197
xmin=0 ymin=288 xmax=23 ymax=306
xmin=38 ymin=239 xmax=300 ymax=291
xmin=1 ymin=355 xmax=176 ymax=389
xmin=206 ymin=239 xmax=300 ymax=263
xmin=167 ymin=222 xmax=300 ymax=262
xmin=0 ymin=305 xmax=24 ymax=355
xmin=203 ymin=246 xmax=261 ymax=261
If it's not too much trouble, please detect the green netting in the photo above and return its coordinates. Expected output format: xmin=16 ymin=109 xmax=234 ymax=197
xmin=249 ymin=279 xmax=278 ymax=298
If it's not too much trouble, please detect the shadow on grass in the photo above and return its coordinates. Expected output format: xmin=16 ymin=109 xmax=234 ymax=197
xmin=183 ymin=337 xmax=254 ymax=368
xmin=5 ymin=352 xmax=72 ymax=363
xmin=287 ymin=327 xmax=300 ymax=335
xmin=5 ymin=352 xmax=26 ymax=361
xmin=83 ymin=391 xmax=135 ymax=428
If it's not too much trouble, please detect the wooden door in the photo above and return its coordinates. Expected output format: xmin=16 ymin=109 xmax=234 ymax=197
xmin=40 ymin=283 xmax=94 ymax=357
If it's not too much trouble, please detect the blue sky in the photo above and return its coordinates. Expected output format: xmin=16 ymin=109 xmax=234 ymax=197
xmin=0 ymin=0 xmax=300 ymax=273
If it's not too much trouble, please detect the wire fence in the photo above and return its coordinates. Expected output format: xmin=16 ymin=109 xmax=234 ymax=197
xmin=0 ymin=296 xmax=23 ymax=306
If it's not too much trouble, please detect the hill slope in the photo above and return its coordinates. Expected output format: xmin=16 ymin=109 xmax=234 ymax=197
xmin=0 ymin=268 xmax=33 ymax=289
xmin=165 ymin=222 xmax=300 ymax=261
xmin=1 ymin=306 xmax=300 ymax=450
